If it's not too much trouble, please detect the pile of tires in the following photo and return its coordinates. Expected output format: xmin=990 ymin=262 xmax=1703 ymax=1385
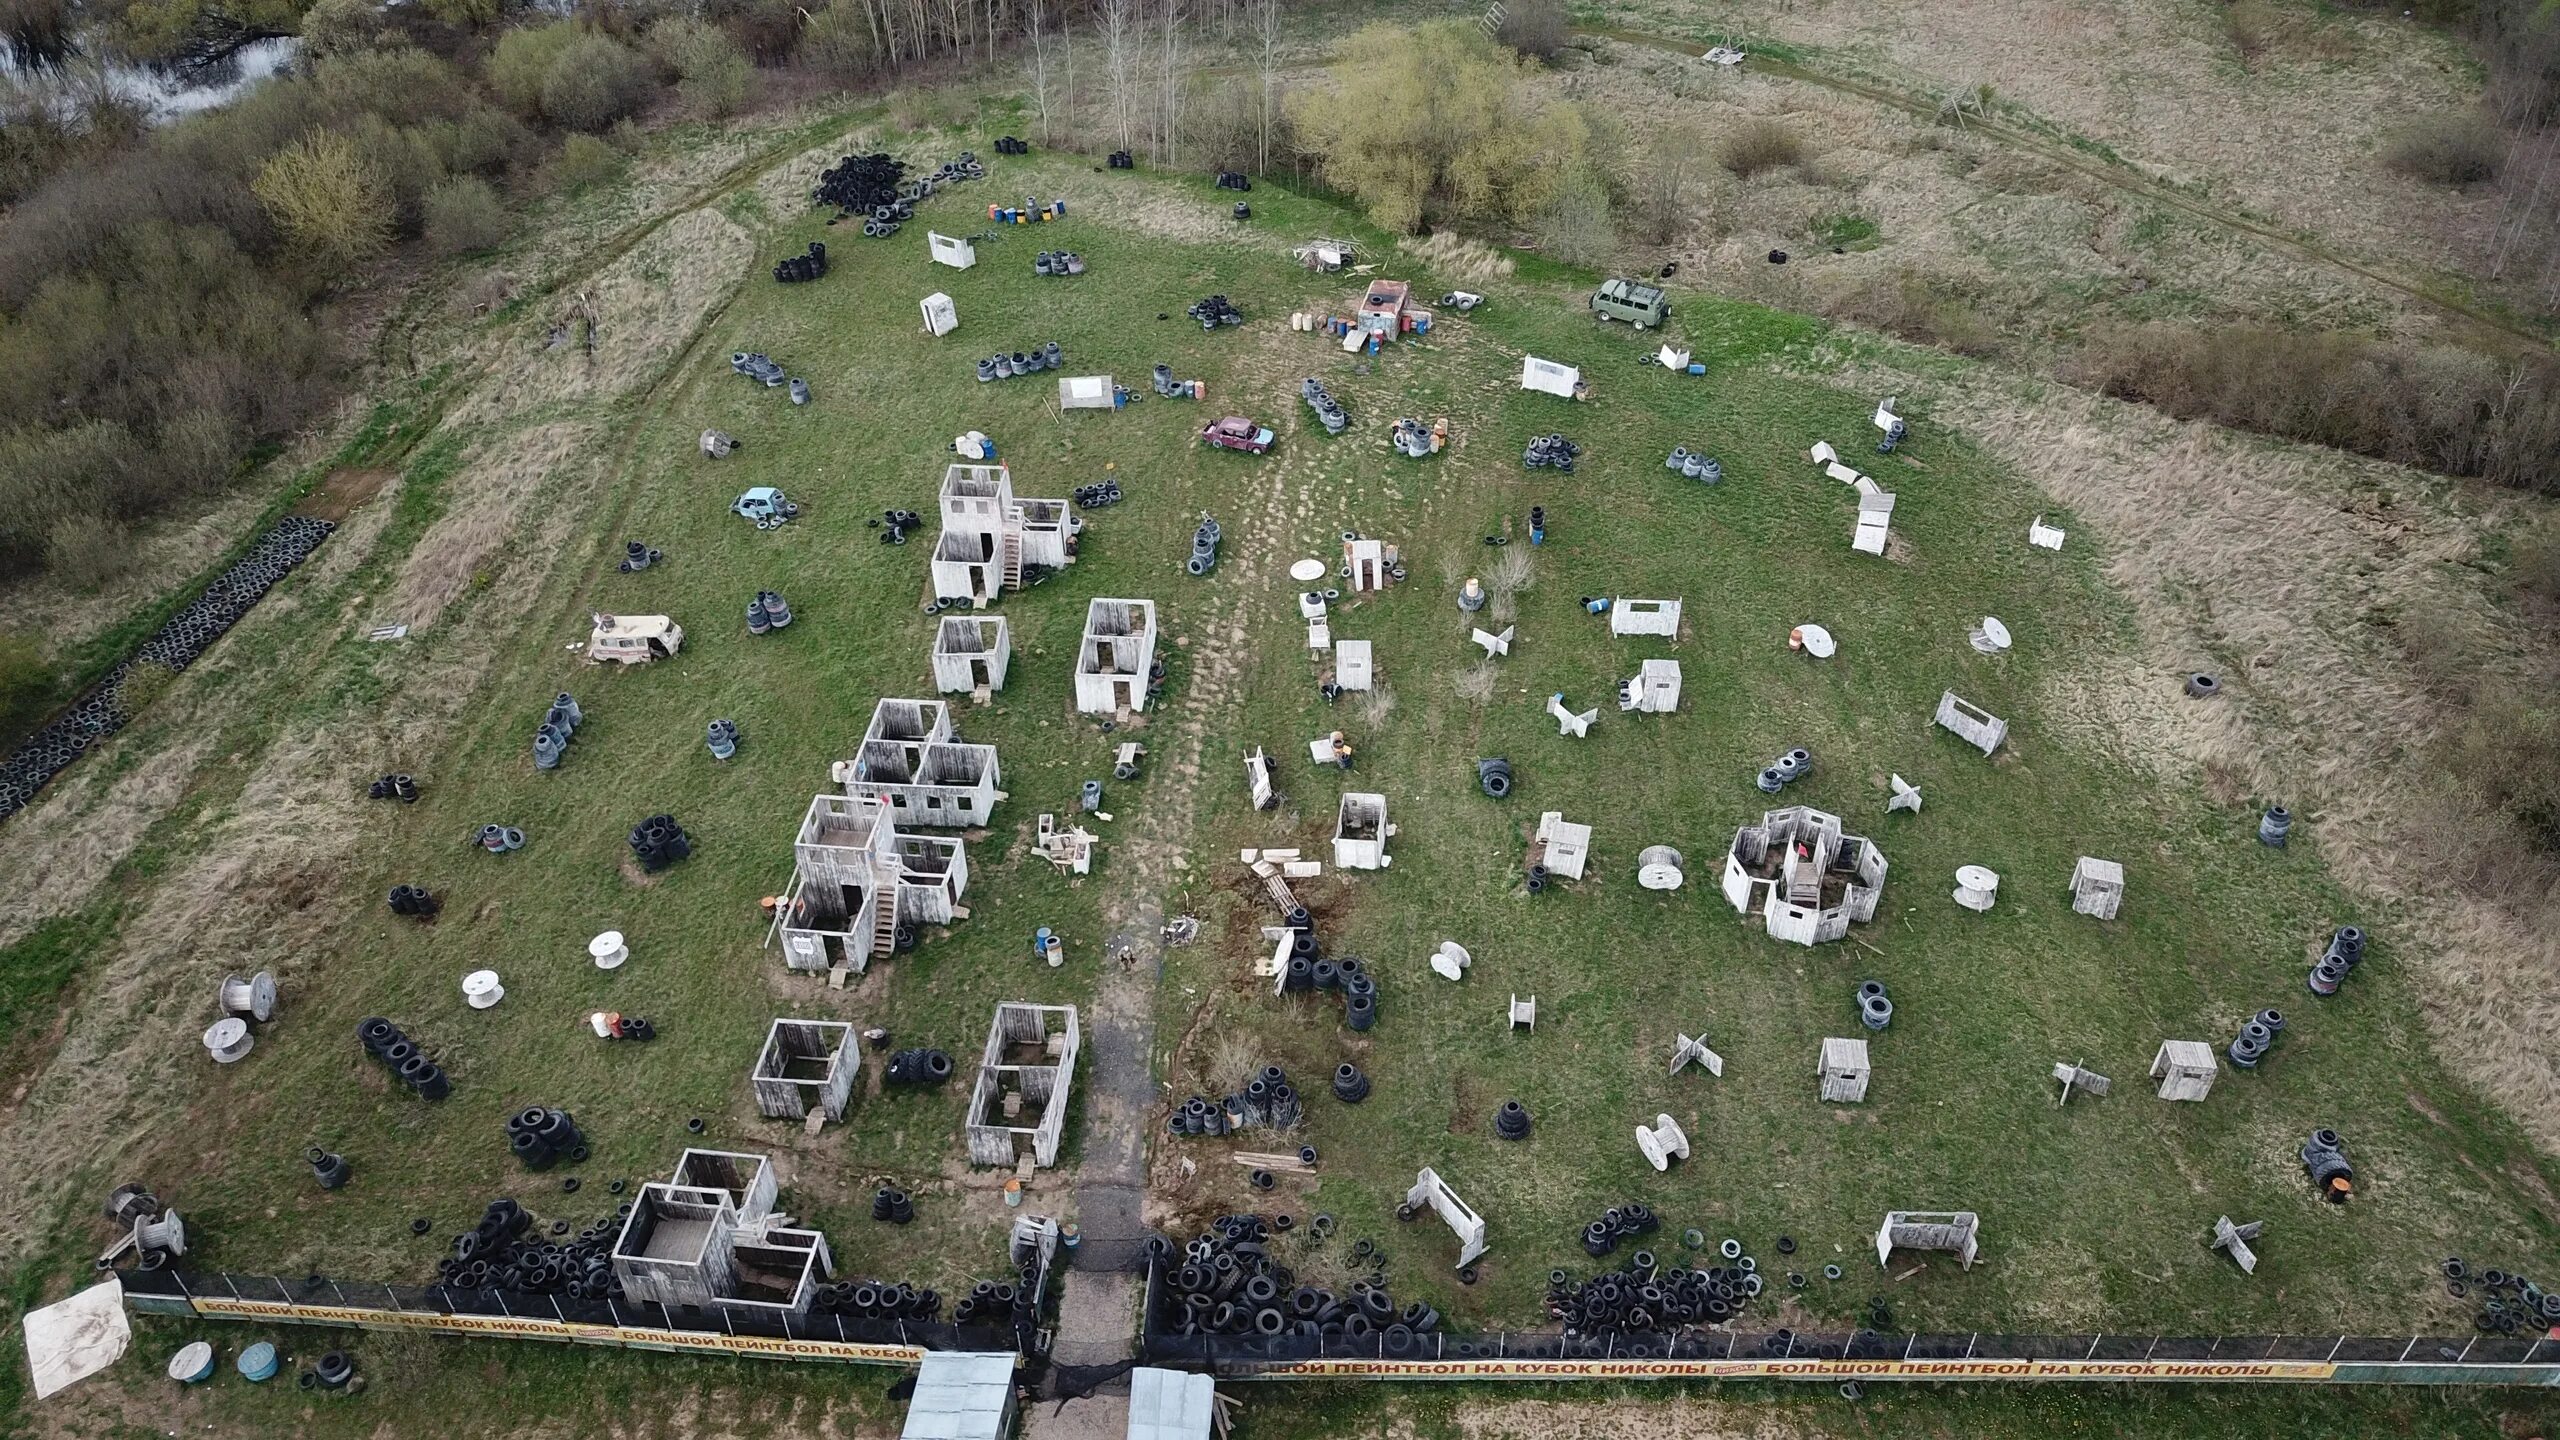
xmin=0 ymin=516 xmax=335 ymax=822
xmin=1153 ymin=1213 xmax=1441 ymax=1348
xmin=358 ymin=1016 xmax=451 ymax=1101
xmin=884 ymin=1047 xmax=955 ymax=1085
xmin=1577 ymin=1201 xmax=1660 ymax=1259
xmin=1856 ymin=979 xmax=1892 ymax=1031
xmin=994 ymin=136 xmax=1030 ymax=156
xmin=367 ymin=773 xmax=420 ymax=802
xmin=746 ymin=590 xmax=793 ymax=635
xmin=952 ymin=1275 xmax=1038 ymax=1325
xmin=2227 ymin=1007 xmax=2285 ymax=1068
xmin=1108 ymin=150 xmax=1135 ymax=169
xmin=435 ymin=1196 xmax=623 ymax=1300
xmin=813 ymin=152 xmax=911 ymax=215
xmin=1755 ymin=746 xmax=1812 ymax=794
xmin=878 ymin=507 xmax=923 ymax=544
xmin=1187 ymin=295 xmax=1244 ymax=329
xmin=386 ymin=884 xmax=440 ymax=920
xmin=1033 ymin=250 xmax=1085 ymax=276
xmin=705 ymin=719 xmax=740 ymax=760
xmin=506 ymin=1106 xmax=588 ymax=1172
xmin=1547 ymin=1246 xmax=1765 ymax=1335
xmin=731 ymin=351 xmax=788 ymax=387
xmin=1301 ymin=377 xmax=1348 ymax=434
xmin=2301 ymin=1128 xmax=2355 ymax=1201
xmin=812 ymin=1278 xmax=941 ymax=1321
xmin=618 ymin=540 xmax=664 ymax=573
xmin=1188 ymin=514 xmax=1221 ymax=576
xmin=1073 ymin=480 xmax=1123 ymax=509
xmin=1270 ymin=910 xmax=1379 ymax=1031
xmin=533 ymin=691 xmax=582 ymax=771
xmin=1523 ymin=433 xmax=1580 ymax=471
xmin=2307 ymin=924 xmax=2364 ymax=996
xmin=629 ymin=813 xmax=692 ymax=872
xmin=773 ymin=241 xmax=828 ymax=283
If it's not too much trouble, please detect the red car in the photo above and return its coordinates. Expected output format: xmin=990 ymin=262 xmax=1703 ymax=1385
xmin=1201 ymin=415 xmax=1275 ymax=454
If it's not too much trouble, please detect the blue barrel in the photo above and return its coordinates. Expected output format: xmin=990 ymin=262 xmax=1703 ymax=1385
xmin=237 ymin=1342 xmax=279 ymax=1382
xmin=168 ymin=1341 xmax=217 ymax=1384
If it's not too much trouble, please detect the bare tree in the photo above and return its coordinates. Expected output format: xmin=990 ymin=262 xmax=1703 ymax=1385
xmin=1252 ymin=0 xmax=1281 ymax=174
xmin=1100 ymin=0 xmax=1137 ymax=153
xmin=1027 ymin=0 xmax=1055 ymax=144
xmin=1156 ymin=0 xmax=1186 ymax=167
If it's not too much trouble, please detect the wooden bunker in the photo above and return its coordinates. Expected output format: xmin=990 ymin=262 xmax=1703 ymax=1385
xmin=749 ymin=1018 xmax=857 ymax=1122
xmin=965 ymin=1002 xmax=1080 ymax=1169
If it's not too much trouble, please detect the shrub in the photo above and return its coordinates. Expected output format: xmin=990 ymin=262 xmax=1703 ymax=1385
xmin=298 ymin=0 xmax=390 ymax=57
xmin=0 ymin=634 xmax=57 ymax=743
xmin=551 ymin=132 xmax=625 ymax=190
xmin=2513 ymin=516 xmax=2560 ymax=612
xmin=253 ymin=131 xmax=395 ymax=266
xmin=1495 ymin=0 xmax=1569 ymax=61
xmin=1719 ymin=118 xmax=1804 ymax=179
xmin=1834 ymin=271 xmax=2003 ymax=357
xmin=439 ymin=106 xmax=534 ymax=176
xmin=488 ymin=23 xmax=584 ymax=118
xmin=2384 ymin=112 xmax=2505 ymax=186
xmin=424 ymin=175 xmax=509 ymax=256
xmin=348 ymin=114 xmax=448 ymax=233
xmin=541 ymin=34 xmax=656 ymax=132
xmin=648 ymin=17 xmax=752 ymax=119
xmin=1531 ymin=164 xmax=1616 ymax=266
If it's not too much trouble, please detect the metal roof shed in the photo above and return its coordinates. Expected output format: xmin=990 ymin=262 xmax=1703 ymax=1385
xmin=1128 ymin=1367 xmax=1216 ymax=1440
xmin=901 ymin=1351 xmax=1017 ymax=1440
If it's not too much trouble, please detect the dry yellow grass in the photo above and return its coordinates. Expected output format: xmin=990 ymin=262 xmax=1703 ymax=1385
xmin=384 ymin=422 xmax=602 ymax=628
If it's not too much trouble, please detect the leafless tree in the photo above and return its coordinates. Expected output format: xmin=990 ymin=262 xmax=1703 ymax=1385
xmin=1251 ymin=0 xmax=1281 ymax=174
xmin=1155 ymin=0 xmax=1186 ymax=167
xmin=1100 ymin=0 xmax=1138 ymax=153
xmin=1027 ymin=0 xmax=1055 ymax=144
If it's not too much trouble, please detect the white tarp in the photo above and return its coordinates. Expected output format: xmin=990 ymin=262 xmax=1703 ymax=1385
xmin=1058 ymin=375 xmax=1116 ymax=410
xmin=1520 ymin=355 xmax=1581 ymax=398
xmin=23 ymin=1279 xmax=129 ymax=1401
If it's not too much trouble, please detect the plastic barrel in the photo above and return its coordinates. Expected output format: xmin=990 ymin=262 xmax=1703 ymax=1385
xmin=168 ymin=1341 xmax=217 ymax=1384
xmin=237 ymin=1342 xmax=279 ymax=1382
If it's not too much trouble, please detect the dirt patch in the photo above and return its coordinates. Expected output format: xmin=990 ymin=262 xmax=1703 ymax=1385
xmin=295 ymin=466 xmax=394 ymax=524
xmin=1453 ymin=1396 xmax=1801 ymax=1440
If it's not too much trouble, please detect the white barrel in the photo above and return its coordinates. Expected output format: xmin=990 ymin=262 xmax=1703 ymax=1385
xmin=203 ymin=1018 xmax=254 ymax=1064
xmin=1953 ymin=865 xmax=2001 ymax=912
xmin=589 ymin=930 xmax=629 ymax=969
xmin=1636 ymin=845 xmax=1686 ymax=891
xmin=462 ymin=969 xmax=505 ymax=1009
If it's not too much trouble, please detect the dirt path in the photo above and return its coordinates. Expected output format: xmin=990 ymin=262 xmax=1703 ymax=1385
xmin=1034 ymin=464 xmax=1297 ymax=1432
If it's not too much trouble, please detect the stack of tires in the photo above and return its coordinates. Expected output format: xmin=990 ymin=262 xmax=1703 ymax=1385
xmin=436 ymin=1195 xmax=624 ymax=1300
xmin=1213 ymin=171 xmax=1252 ymax=191
xmin=1578 ymin=1201 xmax=1660 ymax=1258
xmin=1301 ymin=377 xmax=1349 ymax=434
xmin=505 ymin=1106 xmax=587 ymax=1172
xmin=2307 ymin=925 xmax=2364 ymax=996
xmin=367 ymin=773 xmax=421 ymax=802
xmin=358 ymin=1016 xmax=451 ymax=1100
xmin=386 ymin=884 xmax=440 ymax=920
xmin=2227 ymin=1007 xmax=2285 ymax=1068
xmin=618 ymin=540 xmax=663 ymax=573
xmin=705 ymin=719 xmax=740 ymax=760
xmin=2301 ymin=1128 xmax=2355 ymax=1201
xmin=975 ymin=342 xmax=1063 ymax=381
xmin=1549 ymin=1247 xmax=1764 ymax=1335
xmin=811 ymin=1279 xmax=942 ymax=1321
xmin=1108 ymin=150 xmax=1135 ymax=169
xmin=773 ymin=241 xmax=829 ymax=283
xmin=1665 ymin=446 xmax=1722 ymax=482
xmin=1153 ymin=1213 xmax=1441 ymax=1349
xmin=870 ymin=1187 xmax=918 ymax=1224
xmin=1756 ymin=747 xmax=1813 ymax=794
xmin=534 ymin=692 xmax=582 ymax=771
xmin=884 ymin=1047 xmax=955 ymax=1085
xmin=1187 ymin=514 xmax=1221 ymax=576
xmin=628 ymin=813 xmax=692 ymax=872
xmin=1073 ymin=480 xmax=1123 ymax=508
xmin=1523 ymin=433 xmax=1580 ymax=471
xmin=1856 ymin=979 xmax=1892 ymax=1031
xmin=1187 ymin=295 xmax=1244 ymax=329
xmin=746 ymin=590 xmax=793 ymax=635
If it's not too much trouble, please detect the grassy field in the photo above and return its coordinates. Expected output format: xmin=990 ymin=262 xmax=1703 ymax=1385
xmin=13 ymin=124 xmax=2560 ymax=1439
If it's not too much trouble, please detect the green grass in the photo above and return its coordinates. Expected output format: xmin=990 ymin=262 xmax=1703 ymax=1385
xmin=23 ymin=136 xmax=2560 ymax=1440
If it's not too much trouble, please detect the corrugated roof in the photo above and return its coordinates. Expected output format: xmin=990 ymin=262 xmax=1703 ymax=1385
xmin=900 ymin=1351 xmax=1017 ymax=1440
xmin=1126 ymin=1367 xmax=1216 ymax=1440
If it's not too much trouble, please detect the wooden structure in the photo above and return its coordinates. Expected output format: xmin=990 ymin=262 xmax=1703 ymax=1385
xmin=1821 ymin=1036 xmax=1870 ymax=1103
xmin=1127 ymin=1366 xmax=1219 ymax=1440
xmin=1073 ymin=599 xmax=1157 ymax=716
xmin=1531 ymin=811 xmax=1591 ymax=881
xmin=1519 ymin=355 xmax=1586 ymax=400
xmin=2029 ymin=515 xmax=2066 ymax=550
xmin=1355 ymin=279 xmax=1412 ymax=340
xmin=833 ymin=698 xmax=1005 ymax=828
xmin=773 ymin=793 xmax=969 ymax=976
xmin=1033 ymin=813 xmax=1095 ymax=875
xmin=929 ymin=463 xmax=1074 ymax=607
xmin=587 ymin=613 xmax=681 ymax=664
xmin=2070 ymin=856 xmax=2124 ymax=919
xmin=2151 ymin=1040 xmax=2217 ymax=1101
xmin=1888 ymin=774 xmax=1922 ymax=813
xmin=1059 ymin=374 xmax=1119 ymax=410
xmin=1722 ymin=805 xmax=1888 ymax=946
xmin=1874 ymin=1211 xmax=1980 ymax=1270
xmin=2212 ymin=1215 xmax=2265 ymax=1275
xmin=920 ymin=292 xmax=958 ymax=337
xmin=1671 ymin=1032 xmax=1724 ymax=1077
xmin=1343 ymin=537 xmax=1389 ymax=592
xmin=1634 ymin=1113 xmax=1690 ymax=1171
xmin=1618 ymin=658 xmax=1680 ymax=713
xmin=1333 ymin=639 xmax=1374 ymax=691
xmin=927 ymin=231 xmax=976 ymax=269
xmin=1404 ymin=1167 xmax=1488 ymax=1268
xmin=1610 ymin=598 xmax=1681 ymax=638
xmin=2051 ymin=1061 xmax=2111 ymax=1105
xmin=1333 ymin=792 xmax=1394 ymax=870
xmin=749 ymin=1019 xmax=857 ymax=1122
xmin=1243 ymin=747 xmax=1276 ymax=810
xmin=1853 ymin=490 xmax=1897 ymax=556
xmin=931 ymin=615 xmax=1010 ymax=695
xmin=1934 ymin=690 xmax=2008 ymax=756
xmin=611 ymin=1150 xmax=833 ymax=1317
xmin=1508 ymin=994 xmax=1537 ymax=1031
xmin=964 ymin=1002 xmax=1079 ymax=1169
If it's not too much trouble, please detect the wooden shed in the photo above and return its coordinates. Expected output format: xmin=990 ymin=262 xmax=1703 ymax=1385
xmin=749 ymin=1019 xmax=857 ymax=1122
xmin=965 ymin=1002 xmax=1080 ymax=1169
xmin=1821 ymin=1036 xmax=1870 ymax=1103
xmin=2151 ymin=1040 xmax=2217 ymax=1101
xmin=932 ymin=615 xmax=1010 ymax=695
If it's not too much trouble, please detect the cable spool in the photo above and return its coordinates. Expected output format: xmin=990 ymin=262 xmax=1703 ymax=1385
xmin=203 ymin=1018 xmax=254 ymax=1064
xmin=217 ymin=970 xmax=279 ymax=1024
xmin=462 ymin=969 xmax=505 ymax=1009
xmin=1636 ymin=845 xmax=1685 ymax=891
xmin=1952 ymin=865 xmax=2000 ymax=912
xmin=1968 ymin=616 xmax=2013 ymax=654
xmin=588 ymin=931 xmax=628 ymax=970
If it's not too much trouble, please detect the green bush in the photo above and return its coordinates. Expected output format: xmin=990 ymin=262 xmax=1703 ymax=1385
xmin=797 ymin=3 xmax=881 ymax=79
xmin=551 ymin=133 xmax=625 ymax=191
xmin=649 ymin=17 xmax=752 ymax=119
xmin=541 ymin=34 xmax=656 ymax=133
xmin=488 ymin=23 xmax=584 ymax=118
xmin=424 ymin=175 xmax=510 ymax=256
xmin=0 ymin=634 xmax=58 ymax=743
xmin=40 ymin=513 xmax=139 ymax=588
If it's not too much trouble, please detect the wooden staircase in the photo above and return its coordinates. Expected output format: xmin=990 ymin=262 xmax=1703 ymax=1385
xmin=868 ymin=890 xmax=899 ymax=958
xmin=999 ymin=529 xmax=1023 ymax=593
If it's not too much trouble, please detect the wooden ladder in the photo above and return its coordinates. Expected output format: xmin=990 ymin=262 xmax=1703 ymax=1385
xmin=868 ymin=890 xmax=899 ymax=957
xmin=1000 ymin=529 xmax=1023 ymax=592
